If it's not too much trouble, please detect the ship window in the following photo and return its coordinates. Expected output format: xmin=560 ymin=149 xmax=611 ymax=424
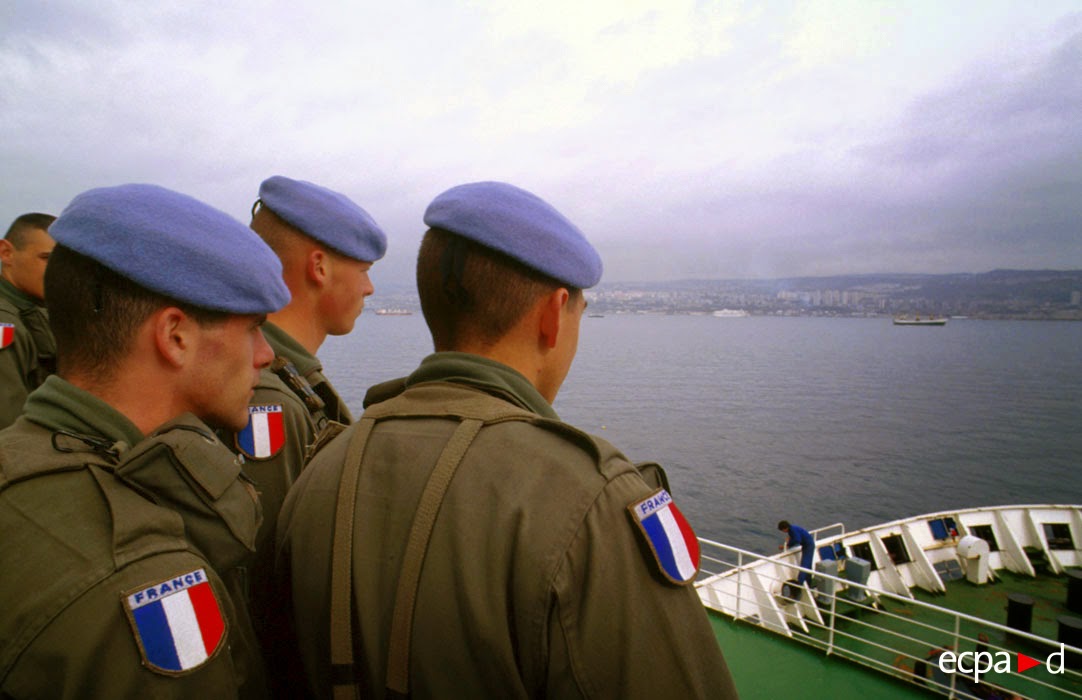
xmin=1043 ymin=523 xmax=1074 ymax=550
xmin=848 ymin=542 xmax=877 ymax=570
xmin=944 ymin=517 xmax=958 ymax=536
xmin=881 ymin=534 xmax=912 ymax=564
xmin=970 ymin=525 xmax=1000 ymax=552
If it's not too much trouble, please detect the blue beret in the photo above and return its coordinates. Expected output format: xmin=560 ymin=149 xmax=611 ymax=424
xmin=423 ymin=181 xmax=602 ymax=289
xmin=258 ymin=176 xmax=387 ymax=262
xmin=50 ymin=184 xmax=290 ymax=314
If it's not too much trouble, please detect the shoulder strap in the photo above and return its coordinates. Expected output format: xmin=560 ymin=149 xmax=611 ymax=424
xmin=385 ymin=418 xmax=482 ymax=697
xmin=328 ymin=414 xmax=484 ymax=699
xmin=330 ymin=418 xmax=375 ymax=700
xmin=0 ymin=425 xmax=120 ymax=492
xmin=271 ymin=357 xmax=327 ymax=416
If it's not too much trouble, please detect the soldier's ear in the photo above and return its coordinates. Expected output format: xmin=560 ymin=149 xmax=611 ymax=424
xmin=0 ymin=239 xmax=13 ymax=265
xmin=152 ymin=306 xmax=195 ymax=368
xmin=306 ymin=248 xmax=329 ymax=288
xmin=538 ymin=288 xmax=570 ymax=350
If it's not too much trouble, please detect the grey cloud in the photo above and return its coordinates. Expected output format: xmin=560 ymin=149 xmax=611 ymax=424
xmin=2 ymin=5 xmax=1079 ymax=284
xmin=588 ymin=24 xmax=1082 ymax=280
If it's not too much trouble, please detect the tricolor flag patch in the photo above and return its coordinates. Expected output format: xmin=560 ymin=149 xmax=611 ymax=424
xmin=236 ymin=404 xmax=285 ymax=460
xmin=0 ymin=323 xmax=14 ymax=349
xmin=124 ymin=568 xmax=226 ymax=674
xmin=628 ymin=489 xmax=701 ymax=586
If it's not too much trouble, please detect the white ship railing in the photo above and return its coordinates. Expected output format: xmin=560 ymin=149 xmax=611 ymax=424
xmin=809 ymin=521 xmax=846 ymax=541
xmin=697 ymin=538 xmax=1082 ymax=699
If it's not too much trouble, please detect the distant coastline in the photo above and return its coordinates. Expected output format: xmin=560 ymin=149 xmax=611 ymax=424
xmin=370 ymin=269 xmax=1082 ymax=321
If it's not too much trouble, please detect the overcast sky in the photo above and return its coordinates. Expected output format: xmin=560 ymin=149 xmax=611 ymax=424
xmin=3 ymin=1 xmax=1080 ymax=284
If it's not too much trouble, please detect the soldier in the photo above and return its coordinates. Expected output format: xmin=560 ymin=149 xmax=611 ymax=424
xmin=0 ymin=213 xmax=58 ymax=428
xmin=225 ymin=175 xmax=386 ymax=637
xmin=0 ymin=184 xmax=290 ymax=698
xmin=276 ymin=182 xmax=738 ymax=698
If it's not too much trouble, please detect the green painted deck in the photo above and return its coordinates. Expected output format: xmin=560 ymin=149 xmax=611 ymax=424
xmin=709 ymin=569 xmax=1082 ymax=699
xmin=709 ymin=611 xmax=929 ymax=699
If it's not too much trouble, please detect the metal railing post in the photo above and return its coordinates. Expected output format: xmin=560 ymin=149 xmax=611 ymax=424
xmin=948 ymin=615 xmax=960 ymax=699
xmin=735 ymin=550 xmax=743 ymax=620
xmin=827 ymin=591 xmax=837 ymax=656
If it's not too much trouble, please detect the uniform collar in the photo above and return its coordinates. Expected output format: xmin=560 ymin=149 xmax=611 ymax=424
xmin=23 ymin=375 xmax=145 ymax=451
xmin=406 ymin=352 xmax=558 ymax=419
xmin=0 ymin=276 xmax=41 ymax=312
xmin=261 ymin=321 xmax=321 ymax=376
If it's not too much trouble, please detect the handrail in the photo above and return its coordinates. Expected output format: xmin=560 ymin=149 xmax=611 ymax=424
xmin=696 ymin=536 xmax=1082 ymax=699
xmin=697 ymin=536 xmax=1078 ymax=649
xmin=810 ymin=522 xmax=846 ymax=540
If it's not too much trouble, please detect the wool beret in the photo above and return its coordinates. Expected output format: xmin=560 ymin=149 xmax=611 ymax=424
xmin=257 ymin=176 xmax=387 ymax=262
xmin=423 ymin=181 xmax=602 ymax=289
xmin=50 ymin=184 xmax=290 ymax=314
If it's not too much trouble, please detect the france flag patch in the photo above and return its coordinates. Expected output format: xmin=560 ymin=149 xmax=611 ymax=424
xmin=124 ymin=568 xmax=225 ymax=674
xmin=236 ymin=404 xmax=285 ymax=459
xmin=629 ymin=489 xmax=701 ymax=586
xmin=0 ymin=323 xmax=14 ymax=349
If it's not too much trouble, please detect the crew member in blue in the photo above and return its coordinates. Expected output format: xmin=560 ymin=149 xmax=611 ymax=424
xmin=779 ymin=519 xmax=816 ymax=584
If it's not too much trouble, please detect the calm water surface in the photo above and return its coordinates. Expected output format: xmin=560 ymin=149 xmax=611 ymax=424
xmin=322 ymin=314 xmax=1082 ymax=555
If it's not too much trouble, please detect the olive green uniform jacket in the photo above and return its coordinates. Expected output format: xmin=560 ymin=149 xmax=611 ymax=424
xmin=0 ymin=377 xmax=268 ymax=698
xmin=224 ymin=322 xmax=351 ymax=636
xmin=0 ymin=277 xmax=56 ymax=429
xmin=276 ymin=353 xmax=738 ymax=699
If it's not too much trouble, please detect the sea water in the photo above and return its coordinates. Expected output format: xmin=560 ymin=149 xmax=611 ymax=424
xmin=321 ymin=314 xmax=1082 ymax=556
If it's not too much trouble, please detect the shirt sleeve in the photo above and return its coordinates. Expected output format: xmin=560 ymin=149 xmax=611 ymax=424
xmin=237 ymin=386 xmax=317 ymax=525
xmin=546 ymin=471 xmax=739 ymax=699
xmin=229 ymin=385 xmax=317 ymax=645
xmin=0 ymin=320 xmax=34 ymax=430
xmin=2 ymin=551 xmax=258 ymax=699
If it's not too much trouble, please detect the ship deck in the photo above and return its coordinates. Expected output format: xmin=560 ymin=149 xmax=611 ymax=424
xmin=709 ymin=610 xmax=929 ymax=699
xmin=710 ymin=570 xmax=1082 ymax=699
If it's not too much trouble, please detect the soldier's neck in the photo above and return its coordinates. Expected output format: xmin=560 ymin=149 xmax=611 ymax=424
xmin=453 ymin=336 xmax=550 ymax=403
xmin=267 ymin=306 xmax=325 ymax=356
xmin=63 ymin=372 xmax=173 ymax=437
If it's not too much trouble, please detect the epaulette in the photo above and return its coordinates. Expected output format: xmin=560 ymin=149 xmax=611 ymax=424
xmin=270 ymin=357 xmax=325 ymax=414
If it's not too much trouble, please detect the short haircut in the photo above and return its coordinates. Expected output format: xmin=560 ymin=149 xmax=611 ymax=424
xmin=45 ymin=245 xmax=228 ymax=380
xmin=250 ymin=204 xmax=330 ymax=265
xmin=5 ymin=213 xmax=56 ymax=248
xmin=416 ymin=228 xmax=581 ymax=351
xmin=250 ymin=204 xmax=296 ymax=257
xmin=777 ymin=520 xmax=790 ymax=531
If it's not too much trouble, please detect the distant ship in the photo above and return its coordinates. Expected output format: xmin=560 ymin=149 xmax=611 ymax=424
xmin=893 ymin=315 xmax=946 ymax=326
xmin=713 ymin=309 xmax=749 ymax=318
xmin=374 ymin=308 xmax=413 ymax=316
